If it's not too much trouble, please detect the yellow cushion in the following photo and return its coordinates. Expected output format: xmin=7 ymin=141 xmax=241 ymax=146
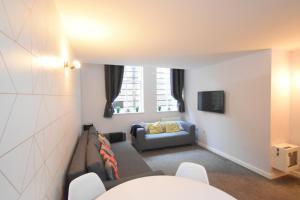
xmin=165 ymin=122 xmax=181 ymax=133
xmin=148 ymin=122 xmax=163 ymax=134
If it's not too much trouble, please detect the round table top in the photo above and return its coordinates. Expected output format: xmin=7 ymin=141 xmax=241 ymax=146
xmin=96 ymin=176 xmax=236 ymax=200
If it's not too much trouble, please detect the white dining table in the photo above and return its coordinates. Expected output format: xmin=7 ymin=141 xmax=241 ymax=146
xmin=96 ymin=176 xmax=236 ymax=200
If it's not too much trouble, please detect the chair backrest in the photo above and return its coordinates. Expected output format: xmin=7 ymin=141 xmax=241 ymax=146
xmin=68 ymin=172 xmax=106 ymax=200
xmin=176 ymin=162 xmax=209 ymax=184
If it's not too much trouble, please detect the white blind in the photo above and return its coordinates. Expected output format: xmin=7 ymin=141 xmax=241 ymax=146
xmin=114 ymin=66 xmax=143 ymax=113
xmin=156 ymin=68 xmax=178 ymax=112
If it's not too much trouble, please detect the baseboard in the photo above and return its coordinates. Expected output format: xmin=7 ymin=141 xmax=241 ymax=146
xmin=290 ymin=170 xmax=300 ymax=178
xmin=197 ymin=142 xmax=277 ymax=179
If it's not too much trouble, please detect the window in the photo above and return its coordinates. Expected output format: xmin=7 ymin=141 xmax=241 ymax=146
xmin=156 ymin=68 xmax=178 ymax=112
xmin=114 ymin=66 xmax=143 ymax=114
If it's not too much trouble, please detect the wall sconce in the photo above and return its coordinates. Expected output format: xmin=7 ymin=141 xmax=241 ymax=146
xmin=64 ymin=60 xmax=81 ymax=70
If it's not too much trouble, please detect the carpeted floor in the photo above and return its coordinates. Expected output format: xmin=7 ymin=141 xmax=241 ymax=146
xmin=141 ymin=145 xmax=300 ymax=200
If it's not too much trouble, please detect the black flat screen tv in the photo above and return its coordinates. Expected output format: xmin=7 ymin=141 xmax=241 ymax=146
xmin=198 ymin=91 xmax=225 ymax=113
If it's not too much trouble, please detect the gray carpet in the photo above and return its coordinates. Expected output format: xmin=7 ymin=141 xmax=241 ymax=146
xmin=141 ymin=145 xmax=300 ymax=200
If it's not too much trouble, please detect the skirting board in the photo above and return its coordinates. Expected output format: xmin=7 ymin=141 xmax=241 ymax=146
xmin=290 ymin=170 xmax=300 ymax=178
xmin=197 ymin=142 xmax=283 ymax=179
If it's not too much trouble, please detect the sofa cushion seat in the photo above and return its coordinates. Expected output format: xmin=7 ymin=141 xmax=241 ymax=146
xmin=145 ymin=131 xmax=189 ymax=140
xmin=110 ymin=141 xmax=151 ymax=177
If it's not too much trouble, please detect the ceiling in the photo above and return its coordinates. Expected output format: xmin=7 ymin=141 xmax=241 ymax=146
xmin=56 ymin=0 xmax=300 ymax=67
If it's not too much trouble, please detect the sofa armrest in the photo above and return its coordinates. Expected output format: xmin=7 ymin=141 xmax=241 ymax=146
xmin=103 ymin=170 xmax=164 ymax=190
xmin=180 ymin=121 xmax=195 ymax=134
xmin=105 ymin=132 xmax=126 ymax=143
xmin=131 ymin=127 xmax=146 ymax=151
xmin=136 ymin=127 xmax=146 ymax=138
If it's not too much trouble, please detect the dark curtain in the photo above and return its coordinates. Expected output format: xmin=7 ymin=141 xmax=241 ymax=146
xmin=103 ymin=65 xmax=124 ymax=118
xmin=171 ymin=68 xmax=185 ymax=112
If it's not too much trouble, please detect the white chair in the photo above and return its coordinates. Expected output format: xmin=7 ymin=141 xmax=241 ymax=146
xmin=175 ymin=162 xmax=209 ymax=184
xmin=68 ymin=172 xmax=106 ymax=200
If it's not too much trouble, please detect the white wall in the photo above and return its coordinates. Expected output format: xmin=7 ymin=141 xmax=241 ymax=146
xmin=185 ymin=50 xmax=273 ymax=177
xmin=270 ymin=50 xmax=291 ymax=145
xmin=267 ymin=49 xmax=300 ymax=147
xmin=0 ymin=0 xmax=81 ymax=200
xmin=290 ymin=50 xmax=300 ymax=146
xmin=81 ymin=63 xmax=183 ymax=134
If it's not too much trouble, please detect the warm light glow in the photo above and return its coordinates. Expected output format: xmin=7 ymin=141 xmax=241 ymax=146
xmin=72 ymin=60 xmax=81 ymax=69
xmin=275 ymin=68 xmax=290 ymax=96
xmin=64 ymin=67 xmax=70 ymax=77
xmin=35 ymin=56 xmax=64 ymax=68
xmin=63 ymin=17 xmax=109 ymax=41
xmin=278 ymin=73 xmax=290 ymax=89
xmin=61 ymin=37 xmax=69 ymax=61
xmin=292 ymin=70 xmax=300 ymax=89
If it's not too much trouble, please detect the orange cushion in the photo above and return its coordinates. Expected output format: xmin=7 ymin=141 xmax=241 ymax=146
xmin=100 ymin=150 xmax=119 ymax=179
xmin=100 ymin=149 xmax=118 ymax=166
xmin=105 ymin=159 xmax=120 ymax=180
xmin=98 ymin=133 xmax=111 ymax=147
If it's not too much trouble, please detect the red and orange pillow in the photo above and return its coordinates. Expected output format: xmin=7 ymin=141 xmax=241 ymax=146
xmin=105 ymin=160 xmax=120 ymax=180
xmin=98 ymin=137 xmax=120 ymax=180
xmin=98 ymin=133 xmax=111 ymax=147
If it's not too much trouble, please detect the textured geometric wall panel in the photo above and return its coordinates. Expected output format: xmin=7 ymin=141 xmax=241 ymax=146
xmin=0 ymin=0 xmax=82 ymax=199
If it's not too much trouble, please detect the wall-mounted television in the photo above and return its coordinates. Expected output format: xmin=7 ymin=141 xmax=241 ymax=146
xmin=198 ymin=91 xmax=225 ymax=114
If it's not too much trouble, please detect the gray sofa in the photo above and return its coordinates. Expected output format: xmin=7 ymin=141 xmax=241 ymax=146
xmin=65 ymin=126 xmax=163 ymax=199
xmin=132 ymin=121 xmax=196 ymax=151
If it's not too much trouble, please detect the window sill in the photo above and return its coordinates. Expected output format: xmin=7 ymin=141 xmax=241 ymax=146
xmin=114 ymin=112 xmax=144 ymax=115
xmin=157 ymin=110 xmax=179 ymax=113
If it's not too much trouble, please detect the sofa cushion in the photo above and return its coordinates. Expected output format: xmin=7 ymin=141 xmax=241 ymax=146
xmin=104 ymin=159 xmax=120 ymax=180
xmin=160 ymin=121 xmax=183 ymax=132
xmin=111 ymin=141 xmax=151 ymax=177
xmin=88 ymin=126 xmax=98 ymax=135
xmin=103 ymin=170 xmax=164 ymax=190
xmin=164 ymin=122 xmax=181 ymax=132
xmin=88 ymin=131 xmax=101 ymax=150
xmin=147 ymin=122 xmax=164 ymax=134
xmin=100 ymin=144 xmax=115 ymax=157
xmin=66 ymin=131 xmax=88 ymax=185
xmin=145 ymin=131 xmax=189 ymax=140
xmin=86 ymin=139 xmax=107 ymax=181
xmin=98 ymin=133 xmax=111 ymax=147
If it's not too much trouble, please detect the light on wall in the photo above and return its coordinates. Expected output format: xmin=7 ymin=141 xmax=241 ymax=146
xmin=34 ymin=56 xmax=64 ymax=68
xmin=64 ymin=60 xmax=81 ymax=70
xmin=274 ymin=67 xmax=290 ymax=98
xmin=292 ymin=70 xmax=300 ymax=89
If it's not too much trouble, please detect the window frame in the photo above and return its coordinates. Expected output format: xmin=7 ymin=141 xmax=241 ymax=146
xmin=156 ymin=67 xmax=178 ymax=112
xmin=114 ymin=66 xmax=144 ymax=114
